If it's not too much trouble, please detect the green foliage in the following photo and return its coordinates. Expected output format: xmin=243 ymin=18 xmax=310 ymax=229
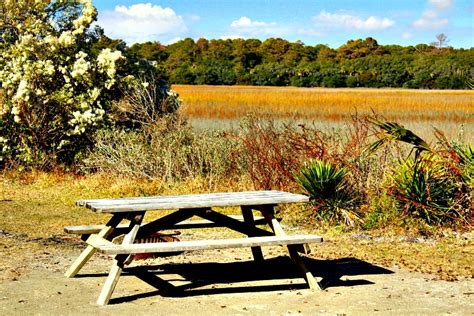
xmin=123 ymin=36 xmax=473 ymax=89
xmin=368 ymin=119 xmax=472 ymax=227
xmin=367 ymin=119 xmax=431 ymax=156
xmin=389 ymin=159 xmax=468 ymax=225
xmin=294 ymin=159 xmax=360 ymax=226
xmin=452 ymin=143 xmax=474 ymax=188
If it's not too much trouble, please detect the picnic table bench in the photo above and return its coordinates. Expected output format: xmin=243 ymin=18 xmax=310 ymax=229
xmin=64 ymin=190 xmax=323 ymax=305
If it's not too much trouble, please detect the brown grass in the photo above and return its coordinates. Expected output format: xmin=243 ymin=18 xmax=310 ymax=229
xmin=174 ymin=85 xmax=474 ymax=124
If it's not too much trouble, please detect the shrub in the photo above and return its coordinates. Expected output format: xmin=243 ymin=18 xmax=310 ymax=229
xmin=110 ymin=75 xmax=181 ymax=132
xmin=294 ymin=159 xmax=361 ymax=226
xmin=228 ymin=117 xmax=333 ymax=190
xmin=368 ymin=119 xmax=472 ymax=227
xmin=0 ymin=1 xmax=181 ymax=169
xmin=389 ymin=158 xmax=468 ymax=225
xmin=81 ymin=118 xmax=238 ymax=184
xmin=0 ymin=0 xmax=126 ymax=167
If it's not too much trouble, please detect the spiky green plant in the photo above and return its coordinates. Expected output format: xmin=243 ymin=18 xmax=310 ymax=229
xmin=452 ymin=143 xmax=474 ymax=187
xmin=367 ymin=118 xmax=471 ymax=226
xmin=366 ymin=119 xmax=432 ymax=157
xmin=294 ymin=159 xmax=360 ymax=226
xmin=390 ymin=158 xmax=467 ymax=224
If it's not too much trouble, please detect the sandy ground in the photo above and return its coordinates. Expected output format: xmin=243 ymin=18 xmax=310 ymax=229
xmin=0 ymin=239 xmax=472 ymax=316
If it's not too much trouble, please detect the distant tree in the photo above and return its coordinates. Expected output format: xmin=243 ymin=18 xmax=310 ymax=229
xmin=431 ymin=33 xmax=449 ymax=49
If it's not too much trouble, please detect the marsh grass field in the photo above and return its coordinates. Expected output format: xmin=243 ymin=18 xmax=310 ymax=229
xmin=175 ymin=85 xmax=474 ymax=141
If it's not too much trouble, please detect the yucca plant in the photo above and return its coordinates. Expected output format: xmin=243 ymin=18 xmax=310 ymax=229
xmin=390 ymin=158 xmax=466 ymax=224
xmin=294 ymin=159 xmax=360 ymax=226
xmin=366 ymin=118 xmax=432 ymax=158
xmin=452 ymin=143 xmax=474 ymax=187
xmin=368 ymin=118 xmax=471 ymax=226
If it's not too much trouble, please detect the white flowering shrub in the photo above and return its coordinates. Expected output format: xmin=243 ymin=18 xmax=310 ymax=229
xmin=0 ymin=0 xmax=129 ymax=167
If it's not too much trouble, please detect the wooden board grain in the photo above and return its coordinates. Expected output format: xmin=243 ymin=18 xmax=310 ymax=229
xmin=76 ymin=191 xmax=309 ymax=213
xmin=96 ymin=234 xmax=323 ymax=255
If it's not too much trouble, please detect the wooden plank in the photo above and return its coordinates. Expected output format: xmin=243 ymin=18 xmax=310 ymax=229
xmin=97 ymin=214 xmax=144 ymax=306
xmin=64 ymin=214 xmax=124 ymax=278
xmin=77 ymin=191 xmax=309 ymax=213
xmin=77 ymin=191 xmax=304 ymax=206
xmin=64 ymin=215 xmax=270 ymax=235
xmin=241 ymin=206 xmax=264 ymax=262
xmin=86 ymin=234 xmax=115 ymax=247
xmin=96 ymin=235 xmax=323 ymax=255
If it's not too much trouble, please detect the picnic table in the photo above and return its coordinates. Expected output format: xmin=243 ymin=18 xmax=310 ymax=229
xmin=64 ymin=190 xmax=323 ymax=305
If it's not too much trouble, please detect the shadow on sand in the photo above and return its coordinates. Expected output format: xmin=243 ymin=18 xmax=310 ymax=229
xmin=99 ymin=256 xmax=394 ymax=305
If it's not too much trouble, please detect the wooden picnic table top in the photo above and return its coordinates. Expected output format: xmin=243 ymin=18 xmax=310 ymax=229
xmin=76 ymin=190 xmax=309 ymax=213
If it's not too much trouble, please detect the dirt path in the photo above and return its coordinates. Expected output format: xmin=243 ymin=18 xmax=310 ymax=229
xmin=0 ymin=244 xmax=472 ymax=315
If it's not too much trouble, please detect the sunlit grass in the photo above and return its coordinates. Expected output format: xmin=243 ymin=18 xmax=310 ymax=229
xmin=175 ymin=85 xmax=474 ymax=124
xmin=0 ymin=171 xmax=253 ymax=239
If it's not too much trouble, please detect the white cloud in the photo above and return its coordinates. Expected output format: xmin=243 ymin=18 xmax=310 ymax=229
xmin=220 ymin=34 xmax=244 ymax=40
xmin=313 ymin=10 xmax=395 ymax=31
xmin=230 ymin=16 xmax=275 ymax=28
xmin=428 ymin=0 xmax=453 ymax=10
xmin=413 ymin=10 xmax=449 ymax=29
xmin=402 ymin=32 xmax=414 ymax=39
xmin=229 ymin=16 xmax=288 ymax=36
xmin=97 ymin=3 xmax=187 ymax=44
xmin=166 ymin=37 xmax=182 ymax=45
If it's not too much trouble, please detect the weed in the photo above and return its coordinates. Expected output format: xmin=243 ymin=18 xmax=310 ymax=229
xmin=81 ymin=117 xmax=238 ymax=187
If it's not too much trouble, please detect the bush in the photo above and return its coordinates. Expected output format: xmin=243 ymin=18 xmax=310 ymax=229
xmin=389 ymin=158 xmax=468 ymax=225
xmin=81 ymin=118 xmax=238 ymax=183
xmin=0 ymin=0 xmax=126 ymax=167
xmin=229 ymin=118 xmax=334 ymax=190
xmin=110 ymin=75 xmax=181 ymax=131
xmin=0 ymin=1 xmax=180 ymax=169
xmin=368 ymin=119 xmax=472 ymax=227
xmin=294 ymin=159 xmax=361 ymax=226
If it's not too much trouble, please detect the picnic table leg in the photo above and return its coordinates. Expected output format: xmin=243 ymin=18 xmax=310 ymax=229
xmin=65 ymin=214 xmax=124 ymax=278
xmin=258 ymin=205 xmax=322 ymax=291
xmin=97 ymin=212 xmax=144 ymax=306
xmin=241 ymin=206 xmax=264 ymax=262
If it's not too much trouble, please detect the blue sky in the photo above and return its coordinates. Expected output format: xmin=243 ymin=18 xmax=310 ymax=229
xmin=93 ymin=0 xmax=473 ymax=48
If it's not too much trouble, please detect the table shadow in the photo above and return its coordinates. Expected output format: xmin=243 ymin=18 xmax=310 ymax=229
xmin=107 ymin=256 xmax=394 ymax=305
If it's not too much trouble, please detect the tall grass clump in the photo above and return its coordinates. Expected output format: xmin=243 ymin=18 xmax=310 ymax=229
xmin=82 ymin=120 xmax=237 ymax=184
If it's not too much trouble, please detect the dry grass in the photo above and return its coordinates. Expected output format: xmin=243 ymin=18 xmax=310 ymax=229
xmin=1 ymin=171 xmax=472 ymax=281
xmin=0 ymin=171 xmax=253 ymax=239
xmin=175 ymin=85 xmax=474 ymax=124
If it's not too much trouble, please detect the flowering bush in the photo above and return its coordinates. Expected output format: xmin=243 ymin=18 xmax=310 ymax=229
xmin=0 ymin=0 xmax=130 ymax=167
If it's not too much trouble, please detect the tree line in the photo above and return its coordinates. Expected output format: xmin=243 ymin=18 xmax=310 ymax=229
xmin=102 ymin=35 xmax=473 ymax=89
